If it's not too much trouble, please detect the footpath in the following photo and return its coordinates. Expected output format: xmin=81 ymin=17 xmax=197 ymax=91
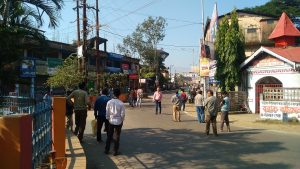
xmin=184 ymin=103 xmax=300 ymax=135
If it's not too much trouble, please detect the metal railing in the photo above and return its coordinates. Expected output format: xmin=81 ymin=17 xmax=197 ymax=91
xmin=31 ymin=101 xmax=52 ymax=169
xmin=0 ymin=96 xmax=35 ymax=115
xmin=0 ymin=95 xmax=52 ymax=168
xmin=263 ymin=87 xmax=300 ymax=101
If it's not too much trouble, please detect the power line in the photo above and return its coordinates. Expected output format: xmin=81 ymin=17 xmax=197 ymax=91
xmin=100 ymin=29 xmax=199 ymax=48
xmin=100 ymin=5 xmax=202 ymax=25
xmin=105 ymin=0 xmax=160 ymax=25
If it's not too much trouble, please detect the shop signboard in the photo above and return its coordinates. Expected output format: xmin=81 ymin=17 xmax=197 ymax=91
xmin=260 ymin=100 xmax=300 ymax=121
xmin=20 ymin=59 xmax=36 ymax=77
xmin=200 ymin=57 xmax=209 ymax=77
xmin=36 ymin=60 xmax=48 ymax=75
xmin=129 ymin=74 xmax=138 ymax=80
xmin=47 ymin=58 xmax=63 ymax=75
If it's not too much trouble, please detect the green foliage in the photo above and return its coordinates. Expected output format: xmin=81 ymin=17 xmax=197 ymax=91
xmin=243 ymin=0 xmax=300 ymax=18
xmin=215 ymin=10 xmax=246 ymax=91
xmin=117 ymin=16 xmax=167 ymax=75
xmin=46 ymin=56 xmax=83 ymax=90
xmin=215 ymin=17 xmax=229 ymax=91
xmin=1 ymin=0 xmax=64 ymax=28
xmin=101 ymin=73 xmax=128 ymax=89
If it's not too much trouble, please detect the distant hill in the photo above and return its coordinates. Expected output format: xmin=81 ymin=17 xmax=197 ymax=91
xmin=243 ymin=0 xmax=300 ymax=27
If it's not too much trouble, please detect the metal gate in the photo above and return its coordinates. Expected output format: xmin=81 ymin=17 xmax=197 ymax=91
xmin=255 ymin=84 xmax=282 ymax=113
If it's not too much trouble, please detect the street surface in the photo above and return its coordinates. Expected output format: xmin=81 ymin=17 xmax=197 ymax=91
xmin=81 ymin=92 xmax=300 ymax=169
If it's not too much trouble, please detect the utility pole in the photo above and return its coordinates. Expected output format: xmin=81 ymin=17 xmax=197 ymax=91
xmin=82 ymin=0 xmax=88 ymax=83
xmin=76 ymin=0 xmax=82 ymax=74
xmin=95 ymin=0 xmax=100 ymax=91
xmin=76 ymin=0 xmax=80 ymax=46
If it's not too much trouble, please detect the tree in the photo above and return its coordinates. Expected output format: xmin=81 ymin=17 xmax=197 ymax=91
xmin=215 ymin=10 xmax=245 ymax=91
xmin=244 ymin=0 xmax=300 ymax=18
xmin=117 ymin=16 xmax=167 ymax=78
xmin=1 ymin=0 xmax=64 ymax=28
xmin=215 ymin=17 xmax=229 ymax=91
xmin=46 ymin=56 xmax=83 ymax=90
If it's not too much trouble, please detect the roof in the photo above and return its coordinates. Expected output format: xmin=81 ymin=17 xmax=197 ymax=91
xmin=218 ymin=9 xmax=277 ymax=20
xmin=265 ymin=46 xmax=300 ymax=62
xmin=268 ymin=12 xmax=300 ymax=39
xmin=240 ymin=46 xmax=300 ymax=69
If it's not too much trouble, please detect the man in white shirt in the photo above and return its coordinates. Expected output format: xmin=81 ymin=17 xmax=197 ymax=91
xmin=194 ymin=90 xmax=205 ymax=123
xmin=105 ymin=88 xmax=125 ymax=156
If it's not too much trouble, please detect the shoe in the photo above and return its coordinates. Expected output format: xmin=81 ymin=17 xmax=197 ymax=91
xmin=113 ymin=152 xmax=120 ymax=156
xmin=227 ymin=127 xmax=231 ymax=132
xmin=214 ymin=133 xmax=218 ymax=137
xmin=97 ymin=139 xmax=103 ymax=143
xmin=104 ymin=151 xmax=109 ymax=154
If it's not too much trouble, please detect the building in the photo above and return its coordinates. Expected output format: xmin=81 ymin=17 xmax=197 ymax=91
xmin=240 ymin=12 xmax=300 ymax=118
xmin=204 ymin=10 xmax=278 ymax=58
xmin=3 ymin=36 xmax=140 ymax=99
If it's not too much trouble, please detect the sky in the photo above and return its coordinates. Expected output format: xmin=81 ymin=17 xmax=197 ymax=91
xmin=41 ymin=0 xmax=270 ymax=73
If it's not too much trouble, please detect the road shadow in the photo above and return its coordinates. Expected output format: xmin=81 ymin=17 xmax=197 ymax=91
xmin=81 ymin=134 xmax=118 ymax=169
xmin=116 ymin=127 xmax=290 ymax=169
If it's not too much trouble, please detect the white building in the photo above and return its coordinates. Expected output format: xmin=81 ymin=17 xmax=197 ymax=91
xmin=240 ymin=12 xmax=300 ymax=114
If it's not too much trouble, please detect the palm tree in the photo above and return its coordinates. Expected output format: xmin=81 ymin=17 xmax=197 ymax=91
xmin=1 ymin=0 xmax=64 ymax=28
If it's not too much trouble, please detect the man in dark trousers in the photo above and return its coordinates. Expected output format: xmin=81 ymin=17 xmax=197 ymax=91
xmin=105 ymin=88 xmax=125 ymax=156
xmin=204 ymin=90 xmax=218 ymax=136
xmin=94 ymin=88 xmax=110 ymax=142
xmin=67 ymin=82 xmax=89 ymax=142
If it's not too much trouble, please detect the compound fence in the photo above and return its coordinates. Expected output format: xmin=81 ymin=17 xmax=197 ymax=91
xmin=0 ymin=95 xmax=52 ymax=168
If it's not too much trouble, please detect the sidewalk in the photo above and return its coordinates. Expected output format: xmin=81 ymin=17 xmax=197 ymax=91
xmin=65 ymin=129 xmax=86 ymax=169
xmin=184 ymin=103 xmax=300 ymax=135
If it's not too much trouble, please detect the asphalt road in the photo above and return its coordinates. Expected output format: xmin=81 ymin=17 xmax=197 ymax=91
xmin=81 ymin=92 xmax=300 ymax=169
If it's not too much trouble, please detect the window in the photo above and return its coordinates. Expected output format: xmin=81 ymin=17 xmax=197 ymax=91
xmin=267 ymin=20 xmax=274 ymax=24
xmin=247 ymin=28 xmax=257 ymax=33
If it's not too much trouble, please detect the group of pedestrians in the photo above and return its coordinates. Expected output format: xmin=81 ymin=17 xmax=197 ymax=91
xmin=129 ymin=88 xmax=143 ymax=108
xmin=170 ymin=88 xmax=231 ymax=136
xmin=66 ymin=82 xmax=125 ymax=156
xmin=197 ymin=90 xmax=231 ymax=136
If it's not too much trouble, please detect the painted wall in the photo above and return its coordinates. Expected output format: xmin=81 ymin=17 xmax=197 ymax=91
xmin=0 ymin=115 xmax=32 ymax=169
xmin=246 ymin=65 xmax=300 ymax=113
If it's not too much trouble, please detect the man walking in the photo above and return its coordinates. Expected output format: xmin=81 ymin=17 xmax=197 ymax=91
xmin=68 ymin=82 xmax=90 ymax=142
xmin=94 ymin=88 xmax=110 ymax=142
xmin=105 ymin=88 xmax=125 ymax=156
xmin=171 ymin=91 xmax=181 ymax=122
xmin=204 ymin=90 xmax=218 ymax=136
xmin=153 ymin=87 xmax=163 ymax=114
xmin=194 ymin=90 xmax=205 ymax=123
xmin=179 ymin=89 xmax=188 ymax=111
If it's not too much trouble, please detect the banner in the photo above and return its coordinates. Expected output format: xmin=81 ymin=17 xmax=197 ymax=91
xmin=200 ymin=58 xmax=209 ymax=77
xmin=20 ymin=59 xmax=36 ymax=77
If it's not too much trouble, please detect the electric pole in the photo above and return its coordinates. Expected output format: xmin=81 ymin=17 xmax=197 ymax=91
xmin=96 ymin=0 xmax=100 ymax=91
xmin=76 ymin=0 xmax=80 ymax=46
xmin=82 ymin=0 xmax=88 ymax=83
